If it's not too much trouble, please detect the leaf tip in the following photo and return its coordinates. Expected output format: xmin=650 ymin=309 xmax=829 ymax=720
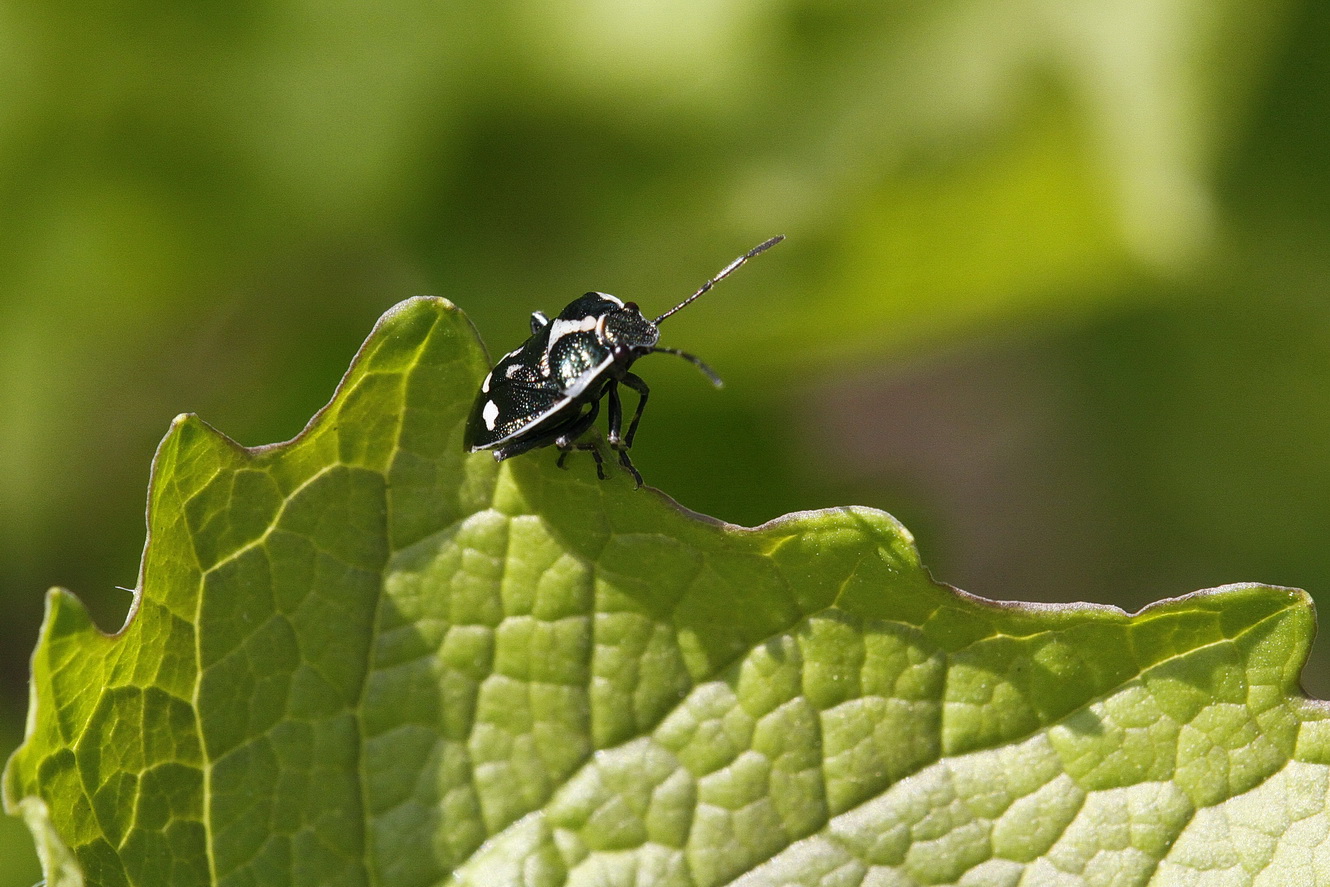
xmin=40 ymin=586 xmax=101 ymax=639
xmin=372 ymin=295 xmax=469 ymax=336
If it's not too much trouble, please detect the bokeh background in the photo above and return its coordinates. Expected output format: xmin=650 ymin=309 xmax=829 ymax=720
xmin=2 ymin=0 xmax=1327 ymax=879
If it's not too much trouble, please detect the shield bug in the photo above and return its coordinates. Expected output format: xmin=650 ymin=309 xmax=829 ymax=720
xmin=464 ymin=235 xmax=784 ymax=486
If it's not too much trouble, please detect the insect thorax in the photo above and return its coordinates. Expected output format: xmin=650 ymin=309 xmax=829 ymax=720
xmin=541 ymin=297 xmax=658 ymax=389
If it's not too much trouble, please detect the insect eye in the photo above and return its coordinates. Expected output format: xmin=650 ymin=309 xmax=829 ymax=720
xmin=624 ymin=301 xmax=640 ymax=314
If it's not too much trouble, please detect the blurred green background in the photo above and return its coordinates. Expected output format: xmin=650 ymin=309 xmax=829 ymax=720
xmin=2 ymin=0 xmax=1327 ymax=879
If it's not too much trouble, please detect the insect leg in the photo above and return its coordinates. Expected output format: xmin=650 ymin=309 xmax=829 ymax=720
xmin=616 ymin=447 xmax=643 ymax=488
xmin=586 ymin=441 xmax=609 ymax=479
xmin=606 ymin=380 xmax=624 ymax=447
xmin=595 ymin=381 xmax=641 ymax=486
xmin=496 ymin=410 xmax=587 ymax=461
xmin=618 ymin=372 xmax=650 ymax=448
xmin=554 ymin=399 xmax=604 ymax=478
xmin=557 ymin=440 xmax=606 ymax=479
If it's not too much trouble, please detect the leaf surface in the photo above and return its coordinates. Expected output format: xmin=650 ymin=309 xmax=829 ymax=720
xmin=6 ymin=298 xmax=1329 ymax=886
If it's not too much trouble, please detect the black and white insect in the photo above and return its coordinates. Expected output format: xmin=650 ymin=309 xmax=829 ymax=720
xmin=464 ymin=235 xmax=784 ymax=486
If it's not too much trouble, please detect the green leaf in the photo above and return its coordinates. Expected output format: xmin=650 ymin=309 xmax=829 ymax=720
xmin=5 ymin=297 xmax=1328 ymax=886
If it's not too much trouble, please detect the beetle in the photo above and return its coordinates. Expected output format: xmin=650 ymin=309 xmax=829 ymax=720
xmin=464 ymin=235 xmax=784 ymax=486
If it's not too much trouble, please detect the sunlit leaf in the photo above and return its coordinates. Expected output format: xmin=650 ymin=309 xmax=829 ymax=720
xmin=5 ymin=298 xmax=1327 ymax=886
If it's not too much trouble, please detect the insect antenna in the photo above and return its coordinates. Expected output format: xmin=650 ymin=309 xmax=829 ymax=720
xmin=649 ymin=346 xmax=724 ymax=388
xmin=652 ymin=234 xmax=784 ymax=325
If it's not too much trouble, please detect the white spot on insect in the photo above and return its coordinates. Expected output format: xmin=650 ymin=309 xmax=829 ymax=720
xmin=593 ymin=292 xmax=624 ymax=307
xmin=547 ymin=315 xmax=598 ymax=348
xmin=481 ymin=371 xmax=492 ymax=393
xmin=482 ymin=400 xmax=500 ymax=430
xmin=506 ymin=364 xmax=523 ymax=379
xmin=504 ymin=348 xmax=522 ymax=361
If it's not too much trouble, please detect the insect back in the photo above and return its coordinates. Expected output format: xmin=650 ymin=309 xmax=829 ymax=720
xmin=464 ymin=236 xmax=784 ymax=486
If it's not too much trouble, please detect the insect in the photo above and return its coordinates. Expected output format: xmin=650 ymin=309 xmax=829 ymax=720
xmin=464 ymin=235 xmax=784 ymax=486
